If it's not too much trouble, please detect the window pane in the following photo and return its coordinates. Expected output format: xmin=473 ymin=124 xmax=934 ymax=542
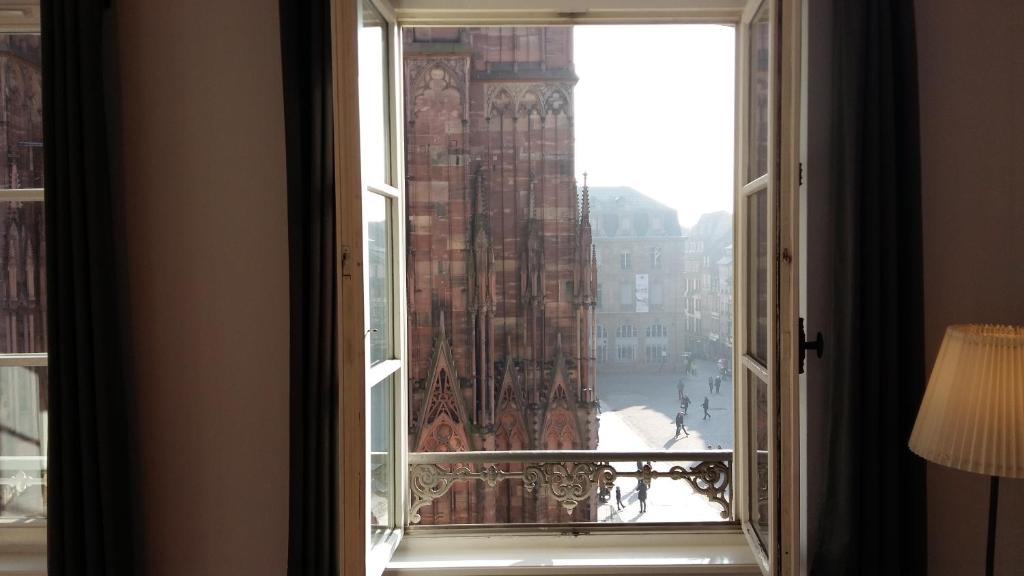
xmin=746 ymin=189 xmax=768 ymax=363
xmin=366 ymin=192 xmax=393 ymax=365
xmin=370 ymin=374 xmax=394 ymax=541
xmin=0 ymin=365 xmax=47 ymax=518
xmin=403 ymin=24 xmax=735 ymax=525
xmin=0 ymin=34 xmax=43 ymax=190
xmin=747 ymin=2 xmax=769 ymax=182
xmin=359 ymin=0 xmax=390 ymax=186
xmin=748 ymin=369 xmax=769 ymax=546
xmin=0 ymin=200 xmax=46 ymax=354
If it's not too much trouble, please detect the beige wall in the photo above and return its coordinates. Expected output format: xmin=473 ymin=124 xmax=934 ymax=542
xmin=117 ymin=1 xmax=290 ymax=574
xmin=917 ymin=1 xmax=1024 ymax=574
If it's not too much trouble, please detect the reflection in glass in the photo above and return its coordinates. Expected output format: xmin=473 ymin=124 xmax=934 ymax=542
xmin=747 ymin=2 xmax=769 ymax=181
xmin=0 ymin=366 xmax=48 ymax=518
xmin=0 ymin=35 xmax=43 ymax=190
xmin=749 ymin=369 xmax=769 ymax=546
xmin=370 ymin=375 xmax=394 ymax=541
xmin=746 ymin=190 xmax=768 ymax=363
xmin=0 ymin=200 xmax=47 ymax=354
xmin=366 ymin=193 xmax=392 ymax=365
xmin=359 ymin=0 xmax=390 ymax=186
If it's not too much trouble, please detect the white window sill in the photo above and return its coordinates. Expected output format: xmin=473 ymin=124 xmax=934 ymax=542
xmin=0 ymin=521 xmax=45 ymax=575
xmin=386 ymin=528 xmax=760 ymax=575
xmin=0 ymin=555 xmax=44 ymax=576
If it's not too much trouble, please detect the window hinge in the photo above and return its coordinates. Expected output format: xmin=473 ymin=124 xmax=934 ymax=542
xmin=798 ymin=162 xmax=804 ymax=186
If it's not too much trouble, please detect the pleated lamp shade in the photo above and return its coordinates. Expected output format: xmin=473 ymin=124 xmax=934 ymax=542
xmin=909 ymin=324 xmax=1024 ymax=478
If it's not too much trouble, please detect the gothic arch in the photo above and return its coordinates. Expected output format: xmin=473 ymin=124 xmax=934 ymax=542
xmin=540 ymin=352 xmax=581 ymax=450
xmin=543 ymin=87 xmax=571 ymax=117
xmin=415 ymin=334 xmax=472 ymax=453
xmin=487 ymin=87 xmax=514 ymax=119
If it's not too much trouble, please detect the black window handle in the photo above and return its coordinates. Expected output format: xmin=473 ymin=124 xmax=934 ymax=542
xmin=799 ymin=317 xmax=823 ymax=374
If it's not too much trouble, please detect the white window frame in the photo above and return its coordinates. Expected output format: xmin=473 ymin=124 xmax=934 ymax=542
xmin=336 ymin=1 xmax=805 ymax=574
xmin=0 ymin=2 xmax=46 ymax=558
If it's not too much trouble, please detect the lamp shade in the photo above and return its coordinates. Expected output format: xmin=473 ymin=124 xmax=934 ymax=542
xmin=909 ymin=324 xmax=1024 ymax=478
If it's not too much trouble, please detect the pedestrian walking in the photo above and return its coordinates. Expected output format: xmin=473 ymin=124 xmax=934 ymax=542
xmin=682 ymin=394 xmax=691 ymax=415
xmin=615 ymin=485 xmax=624 ymax=510
xmin=677 ymin=378 xmax=686 ymax=403
xmin=708 ymin=376 xmax=714 ymax=394
xmin=637 ymin=480 xmax=648 ymax=513
xmin=702 ymin=396 xmax=711 ymax=420
xmin=675 ymin=409 xmax=689 ymax=437
xmin=715 ymin=376 xmax=722 ymax=395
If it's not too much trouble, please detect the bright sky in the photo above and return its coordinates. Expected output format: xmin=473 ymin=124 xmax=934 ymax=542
xmin=574 ymin=25 xmax=736 ymax=229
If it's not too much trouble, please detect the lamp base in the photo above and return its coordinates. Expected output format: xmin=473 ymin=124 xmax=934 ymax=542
xmin=987 ymin=475 xmax=999 ymax=576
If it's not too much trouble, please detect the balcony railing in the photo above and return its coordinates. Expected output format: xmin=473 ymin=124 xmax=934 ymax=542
xmin=0 ymin=455 xmax=46 ymax=517
xmin=408 ymin=450 xmax=732 ymax=524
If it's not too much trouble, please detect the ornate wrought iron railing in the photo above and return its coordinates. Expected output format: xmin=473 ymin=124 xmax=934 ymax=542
xmin=408 ymin=450 xmax=732 ymax=524
xmin=0 ymin=455 xmax=46 ymax=517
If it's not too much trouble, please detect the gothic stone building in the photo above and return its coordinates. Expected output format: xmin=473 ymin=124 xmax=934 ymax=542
xmin=404 ymin=27 xmax=599 ymax=524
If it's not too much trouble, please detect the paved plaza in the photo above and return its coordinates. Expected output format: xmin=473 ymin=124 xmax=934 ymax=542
xmin=593 ymin=357 xmax=734 ymax=523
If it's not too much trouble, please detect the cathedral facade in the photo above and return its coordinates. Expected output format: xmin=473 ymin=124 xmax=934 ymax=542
xmin=403 ymin=27 xmax=599 ymax=524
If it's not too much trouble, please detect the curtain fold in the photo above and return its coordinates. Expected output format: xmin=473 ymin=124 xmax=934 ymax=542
xmin=280 ymin=1 xmax=338 ymax=574
xmin=811 ymin=0 xmax=926 ymax=574
xmin=42 ymin=0 xmax=136 ymax=574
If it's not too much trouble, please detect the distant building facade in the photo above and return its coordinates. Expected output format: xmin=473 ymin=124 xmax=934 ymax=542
xmin=403 ymin=27 xmax=599 ymax=525
xmin=681 ymin=212 xmax=733 ymax=361
xmin=589 ymin=187 xmax=686 ymax=371
xmin=590 ymin=187 xmax=734 ymax=371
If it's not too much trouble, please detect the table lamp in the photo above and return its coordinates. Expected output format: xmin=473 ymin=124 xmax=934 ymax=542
xmin=909 ymin=324 xmax=1024 ymax=576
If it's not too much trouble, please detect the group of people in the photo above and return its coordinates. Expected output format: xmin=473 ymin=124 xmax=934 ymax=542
xmin=707 ymin=375 xmax=723 ymax=395
xmin=674 ymin=396 xmax=711 ymax=436
xmin=675 ymin=378 xmax=714 ymax=436
xmin=613 ymin=463 xmax=651 ymax=513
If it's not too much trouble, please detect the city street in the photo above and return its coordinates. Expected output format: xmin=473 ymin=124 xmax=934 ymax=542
xmin=597 ymin=358 xmax=734 ymax=452
xmin=593 ymin=357 xmax=734 ymax=523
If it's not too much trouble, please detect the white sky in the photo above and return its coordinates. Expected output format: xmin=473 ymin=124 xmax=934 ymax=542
xmin=574 ymin=25 xmax=736 ymax=229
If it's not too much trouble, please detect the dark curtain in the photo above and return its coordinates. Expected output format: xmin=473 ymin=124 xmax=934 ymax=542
xmin=811 ymin=1 xmax=926 ymax=574
xmin=42 ymin=0 xmax=136 ymax=575
xmin=280 ymin=1 xmax=338 ymax=575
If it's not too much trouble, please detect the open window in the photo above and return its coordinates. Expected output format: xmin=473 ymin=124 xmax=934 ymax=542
xmin=339 ymin=1 xmax=802 ymax=574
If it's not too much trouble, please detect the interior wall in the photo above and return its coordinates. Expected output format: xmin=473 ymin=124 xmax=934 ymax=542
xmin=916 ymin=1 xmax=1024 ymax=574
xmin=116 ymin=1 xmax=290 ymax=575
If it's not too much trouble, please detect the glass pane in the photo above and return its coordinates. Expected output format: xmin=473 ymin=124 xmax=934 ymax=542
xmin=403 ymin=24 xmax=736 ymax=525
xmin=366 ymin=193 xmax=393 ymax=365
xmin=747 ymin=2 xmax=770 ymax=182
xmin=748 ymin=369 xmax=769 ymax=546
xmin=0 ymin=34 xmax=43 ymax=190
xmin=0 ymin=201 xmax=46 ymax=354
xmin=746 ymin=189 xmax=768 ymax=363
xmin=360 ymin=0 xmax=390 ymax=186
xmin=370 ymin=375 xmax=394 ymax=541
xmin=0 ymin=365 xmax=47 ymax=518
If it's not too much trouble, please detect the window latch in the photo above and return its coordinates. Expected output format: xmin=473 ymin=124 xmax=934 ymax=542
xmin=799 ymin=317 xmax=823 ymax=374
